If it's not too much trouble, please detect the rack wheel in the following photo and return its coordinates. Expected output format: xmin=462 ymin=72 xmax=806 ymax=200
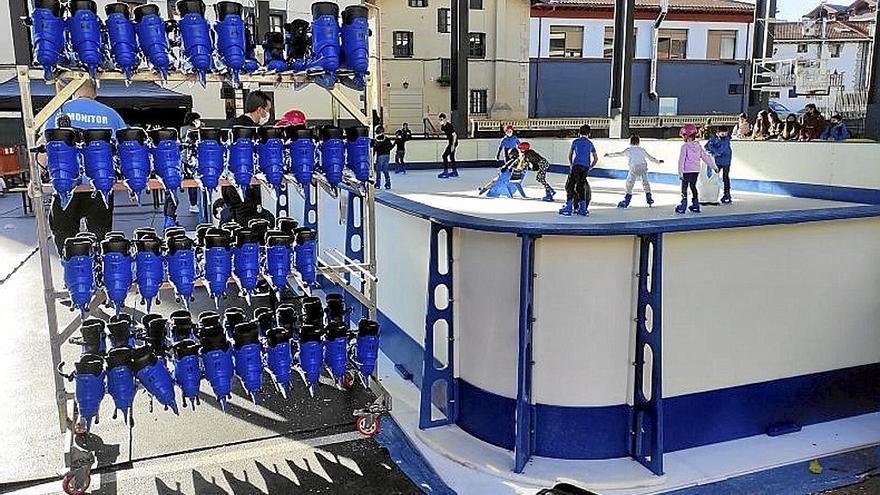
xmin=73 ymin=417 xmax=88 ymax=437
xmin=356 ymin=415 xmax=380 ymax=436
xmin=62 ymin=471 xmax=91 ymax=495
xmin=342 ymin=371 xmax=355 ymax=390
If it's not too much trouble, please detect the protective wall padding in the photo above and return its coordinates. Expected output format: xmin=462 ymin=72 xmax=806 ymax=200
xmin=30 ymin=0 xmax=65 ymax=79
xmin=287 ymin=126 xmax=316 ymax=188
xmin=344 ymin=126 xmax=371 ymax=182
xmin=166 ymin=234 xmax=196 ymax=305
xmin=116 ymin=128 xmax=152 ymax=200
xmin=150 ymin=128 xmax=183 ymax=193
xmin=134 ymin=235 xmax=164 ymax=312
xmin=196 ymin=127 xmax=226 ymax=199
xmin=74 ymin=353 xmax=106 ymax=430
xmin=173 ymin=339 xmax=202 ymax=409
xmin=68 ymin=0 xmax=103 ymax=78
xmin=132 ymin=346 xmax=178 ymax=414
xmin=213 ymin=1 xmax=248 ymax=83
xmin=101 ymin=236 xmax=133 ymax=313
xmin=104 ymin=3 xmax=139 ymax=80
xmin=80 ymin=128 xmax=116 ymax=206
xmin=133 ymin=4 xmax=172 ymax=79
xmin=228 ymin=126 xmax=257 ymax=194
xmin=318 ymin=126 xmax=345 ymax=187
xmin=44 ymin=128 xmax=81 ymax=209
xmin=106 ymin=347 xmax=135 ymax=421
xmin=62 ymin=237 xmax=96 ymax=315
xmin=257 ymin=127 xmax=286 ymax=194
xmin=340 ymin=6 xmax=370 ymax=89
xmin=176 ymin=0 xmax=213 ymax=84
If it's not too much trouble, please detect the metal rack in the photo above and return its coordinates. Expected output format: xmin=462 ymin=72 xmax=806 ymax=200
xmin=15 ymin=48 xmax=387 ymax=489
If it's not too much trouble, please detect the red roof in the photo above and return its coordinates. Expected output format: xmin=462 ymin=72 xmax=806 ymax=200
xmin=774 ymin=19 xmax=873 ymax=41
xmin=532 ymin=0 xmax=755 ymax=22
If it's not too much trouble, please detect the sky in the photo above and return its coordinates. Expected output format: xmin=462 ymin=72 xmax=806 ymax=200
xmin=743 ymin=0 xmax=821 ymax=21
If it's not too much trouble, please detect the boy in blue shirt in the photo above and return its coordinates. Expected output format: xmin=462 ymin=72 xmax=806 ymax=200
xmin=560 ymin=125 xmax=599 ymax=216
xmin=496 ymin=124 xmax=520 ymax=161
xmin=705 ymin=126 xmax=733 ymax=204
xmin=39 ymin=79 xmax=127 ymax=255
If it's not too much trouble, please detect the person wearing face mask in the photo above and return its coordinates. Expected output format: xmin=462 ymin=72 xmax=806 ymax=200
xmin=221 ymin=91 xmax=274 ymax=226
xmin=496 ymin=124 xmax=520 ymax=162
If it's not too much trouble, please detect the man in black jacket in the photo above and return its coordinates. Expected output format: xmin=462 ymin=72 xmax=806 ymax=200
xmin=373 ymin=126 xmax=395 ymax=189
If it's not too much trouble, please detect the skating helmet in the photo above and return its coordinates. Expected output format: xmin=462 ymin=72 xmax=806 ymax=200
xmin=517 ymin=142 xmax=530 ymax=151
xmin=504 ymin=124 xmax=514 ymax=133
xmin=278 ymin=109 xmax=307 ymax=127
xmin=680 ymin=123 xmax=698 ymax=138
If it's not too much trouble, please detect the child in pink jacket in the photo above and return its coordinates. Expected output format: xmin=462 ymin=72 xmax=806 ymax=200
xmin=676 ymin=124 xmax=718 ymax=214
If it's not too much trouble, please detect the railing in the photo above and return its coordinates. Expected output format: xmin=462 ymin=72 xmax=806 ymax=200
xmin=472 ymin=115 xmax=740 ymax=135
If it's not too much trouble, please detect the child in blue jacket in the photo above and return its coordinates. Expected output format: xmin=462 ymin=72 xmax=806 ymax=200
xmin=705 ymin=126 xmax=733 ymax=204
xmin=820 ymin=115 xmax=850 ymax=142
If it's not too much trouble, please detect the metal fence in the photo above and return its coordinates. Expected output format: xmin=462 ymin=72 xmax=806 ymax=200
xmin=472 ymin=115 xmax=740 ymax=135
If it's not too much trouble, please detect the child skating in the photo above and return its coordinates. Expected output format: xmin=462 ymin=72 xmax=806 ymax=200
xmin=705 ymin=126 xmax=733 ymax=204
xmin=496 ymin=124 xmax=521 ymax=162
xmin=676 ymin=124 xmax=718 ymax=214
xmin=517 ymin=142 xmax=555 ymax=201
xmin=560 ymin=125 xmax=598 ymax=217
xmin=604 ymin=134 xmax=662 ymax=208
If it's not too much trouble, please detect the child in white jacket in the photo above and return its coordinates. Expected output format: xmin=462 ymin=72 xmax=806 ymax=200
xmin=604 ymin=135 xmax=663 ymax=208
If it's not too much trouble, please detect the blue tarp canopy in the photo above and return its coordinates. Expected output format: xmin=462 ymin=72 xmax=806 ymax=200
xmin=0 ymin=78 xmax=193 ymax=111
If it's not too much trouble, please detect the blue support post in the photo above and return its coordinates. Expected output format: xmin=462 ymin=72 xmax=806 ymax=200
xmin=276 ymin=183 xmax=289 ymax=220
xmin=514 ymin=234 xmax=538 ymax=473
xmin=344 ymin=189 xmax=365 ymax=322
xmin=419 ymin=223 xmax=458 ymax=429
xmin=631 ymin=233 xmax=664 ymax=475
xmin=303 ymin=181 xmax=318 ymax=231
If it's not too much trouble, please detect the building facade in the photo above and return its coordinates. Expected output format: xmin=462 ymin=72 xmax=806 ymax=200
xmin=771 ymin=0 xmax=876 ymax=116
xmin=529 ymin=0 xmax=754 ymax=118
xmin=375 ymin=0 xmax=530 ymax=133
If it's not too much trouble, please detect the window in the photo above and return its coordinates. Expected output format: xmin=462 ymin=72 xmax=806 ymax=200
xmin=707 ymin=30 xmax=737 ymax=59
xmin=438 ymin=8 xmax=450 ymax=33
xmin=728 ymin=84 xmax=745 ymax=95
xmin=393 ymin=31 xmax=414 ymax=58
xmin=470 ymin=0 xmax=483 ymax=9
xmin=409 ymin=0 xmax=427 ymax=7
xmin=166 ymin=0 xmax=179 ymax=19
xmin=603 ymin=26 xmax=638 ymax=59
xmin=469 ymin=32 xmax=486 ymax=58
xmin=657 ymin=29 xmax=688 ymax=60
xmin=658 ymin=97 xmax=678 ymax=116
xmin=441 ymin=58 xmax=451 ymax=78
xmin=828 ymin=43 xmax=842 ymax=58
xmin=470 ymin=89 xmax=488 ymax=114
xmin=549 ymin=26 xmax=584 ymax=58
xmin=243 ymin=8 xmax=256 ymax=47
xmin=797 ymin=43 xmax=809 ymax=54
xmin=268 ymin=13 xmax=284 ymax=34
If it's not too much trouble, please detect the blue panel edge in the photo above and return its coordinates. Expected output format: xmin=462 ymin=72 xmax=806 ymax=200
xmin=374 ymin=163 xmax=880 ymax=236
xmin=373 ymin=310 xmax=880 ymax=460
xmin=375 ymin=415 xmax=457 ymax=495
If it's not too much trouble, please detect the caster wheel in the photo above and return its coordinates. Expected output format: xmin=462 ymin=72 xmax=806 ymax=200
xmin=73 ymin=418 xmax=88 ymax=437
xmin=342 ymin=371 xmax=355 ymax=390
xmin=356 ymin=415 xmax=380 ymax=436
xmin=62 ymin=471 xmax=91 ymax=495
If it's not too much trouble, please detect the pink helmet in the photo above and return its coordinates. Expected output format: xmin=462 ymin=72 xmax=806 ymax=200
xmin=680 ymin=123 xmax=698 ymax=138
xmin=277 ymin=109 xmax=307 ymax=127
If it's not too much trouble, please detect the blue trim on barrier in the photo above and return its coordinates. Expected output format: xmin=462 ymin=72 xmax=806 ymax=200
xmin=376 ymin=191 xmax=880 ymax=237
xmin=377 ymin=311 xmax=430 ymax=390
xmin=662 ymin=445 xmax=880 ymax=495
xmin=455 ymin=363 xmax=880 ymax=460
xmin=375 ymin=415 xmax=457 ymax=495
xmin=547 ymin=165 xmax=880 ymax=205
